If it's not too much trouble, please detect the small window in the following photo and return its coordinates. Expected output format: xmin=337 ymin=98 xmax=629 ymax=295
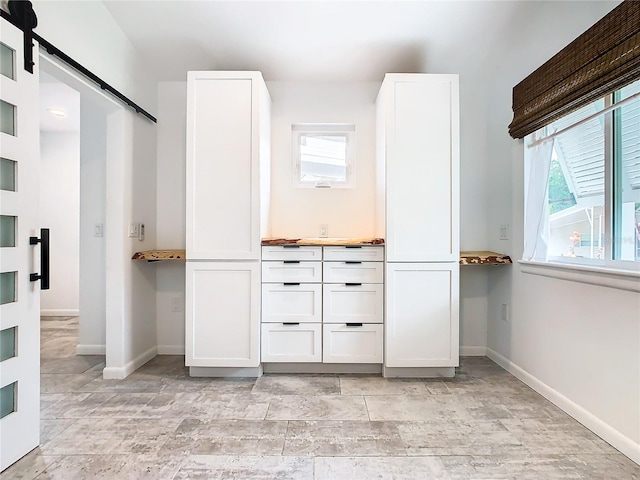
xmin=292 ymin=124 xmax=355 ymax=188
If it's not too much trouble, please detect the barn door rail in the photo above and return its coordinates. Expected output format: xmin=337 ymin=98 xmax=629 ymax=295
xmin=0 ymin=3 xmax=157 ymax=123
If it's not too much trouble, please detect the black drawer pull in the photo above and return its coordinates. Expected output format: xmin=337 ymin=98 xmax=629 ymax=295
xmin=283 ymin=245 xmax=300 ymax=248
xmin=283 ymin=282 xmax=300 ymax=286
xmin=346 ymin=323 xmax=363 ymax=327
xmin=345 ymin=245 xmax=362 ymax=249
xmin=345 ymin=261 xmax=362 ymax=264
xmin=345 ymin=283 xmax=362 ymax=286
xmin=283 ymin=260 xmax=300 ymax=264
xmin=283 ymin=322 xmax=300 ymax=326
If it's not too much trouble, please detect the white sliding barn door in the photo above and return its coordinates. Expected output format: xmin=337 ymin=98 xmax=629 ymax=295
xmin=0 ymin=20 xmax=42 ymax=471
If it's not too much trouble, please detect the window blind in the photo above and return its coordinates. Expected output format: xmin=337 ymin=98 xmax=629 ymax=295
xmin=508 ymin=0 xmax=640 ymax=139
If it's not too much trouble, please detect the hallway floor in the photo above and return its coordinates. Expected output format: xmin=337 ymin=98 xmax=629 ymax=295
xmin=2 ymin=316 xmax=639 ymax=479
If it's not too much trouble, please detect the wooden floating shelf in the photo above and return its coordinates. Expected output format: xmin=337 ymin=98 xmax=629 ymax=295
xmin=132 ymin=249 xmax=186 ymax=261
xmin=460 ymin=251 xmax=512 ymax=265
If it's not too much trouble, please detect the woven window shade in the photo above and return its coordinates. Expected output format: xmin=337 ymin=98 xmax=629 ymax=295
xmin=509 ymin=0 xmax=640 ymax=139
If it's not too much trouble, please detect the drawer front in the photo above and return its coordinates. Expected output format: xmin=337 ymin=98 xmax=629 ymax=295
xmin=261 ymin=323 xmax=322 ymax=362
xmin=323 ymin=261 xmax=383 ymax=284
xmin=262 ymin=284 xmax=322 ymax=323
xmin=323 ymin=284 xmax=383 ymax=324
xmin=323 ymin=246 xmax=384 ymax=262
xmin=262 ymin=261 xmax=322 ymax=283
xmin=262 ymin=246 xmax=322 ymax=261
xmin=322 ymin=324 xmax=383 ymax=364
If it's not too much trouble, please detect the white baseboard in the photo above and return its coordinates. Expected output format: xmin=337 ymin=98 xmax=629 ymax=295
xmin=460 ymin=346 xmax=487 ymax=356
xmin=76 ymin=344 xmax=106 ymax=355
xmin=41 ymin=309 xmax=79 ymax=317
xmin=157 ymin=345 xmax=185 ymax=355
xmin=102 ymin=346 xmax=157 ymax=380
xmin=486 ymin=347 xmax=640 ymax=465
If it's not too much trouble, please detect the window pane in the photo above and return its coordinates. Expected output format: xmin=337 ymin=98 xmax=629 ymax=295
xmin=547 ymin=104 xmax=606 ymax=260
xmin=615 ymin=79 xmax=640 ymax=261
xmin=0 ymin=382 xmax=16 ymax=419
xmin=0 ymin=100 xmax=16 ymax=136
xmin=0 ymin=158 xmax=16 ymax=191
xmin=0 ymin=271 xmax=16 ymax=305
xmin=0 ymin=42 xmax=15 ymax=80
xmin=0 ymin=327 xmax=16 ymax=362
xmin=300 ymin=134 xmax=347 ymax=182
xmin=0 ymin=215 xmax=16 ymax=247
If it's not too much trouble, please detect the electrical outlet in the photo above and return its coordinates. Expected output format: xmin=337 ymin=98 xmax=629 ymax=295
xmin=128 ymin=222 xmax=139 ymax=238
xmin=138 ymin=223 xmax=145 ymax=241
xmin=171 ymin=297 xmax=182 ymax=313
xmin=319 ymin=224 xmax=328 ymax=238
xmin=94 ymin=223 xmax=103 ymax=237
xmin=499 ymin=224 xmax=510 ymax=240
xmin=501 ymin=304 xmax=509 ymax=322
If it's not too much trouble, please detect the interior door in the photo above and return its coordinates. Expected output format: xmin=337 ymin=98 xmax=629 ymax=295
xmin=0 ymin=19 xmax=41 ymax=471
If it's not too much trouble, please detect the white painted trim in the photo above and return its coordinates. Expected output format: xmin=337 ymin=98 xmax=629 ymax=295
xmin=75 ymin=344 xmax=106 ymax=355
xmin=102 ymin=346 xmax=157 ymax=380
xmin=189 ymin=365 xmax=263 ymax=378
xmin=486 ymin=348 xmax=640 ymax=465
xmin=519 ymin=260 xmax=640 ymax=293
xmin=40 ymin=309 xmax=80 ymax=317
xmin=157 ymin=345 xmax=185 ymax=355
xmin=460 ymin=346 xmax=487 ymax=356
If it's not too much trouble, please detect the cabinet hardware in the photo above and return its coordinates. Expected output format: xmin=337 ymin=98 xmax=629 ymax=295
xmin=345 ymin=283 xmax=362 ymax=286
xmin=345 ymin=245 xmax=362 ymax=249
xmin=346 ymin=323 xmax=363 ymax=327
xmin=283 ymin=245 xmax=300 ymax=248
xmin=283 ymin=260 xmax=300 ymax=264
xmin=283 ymin=322 xmax=300 ymax=326
xmin=345 ymin=261 xmax=362 ymax=264
xmin=283 ymin=282 xmax=300 ymax=286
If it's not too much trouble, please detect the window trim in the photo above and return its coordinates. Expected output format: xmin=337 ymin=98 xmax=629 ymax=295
xmin=519 ymin=259 xmax=640 ymax=293
xmin=291 ymin=123 xmax=356 ymax=189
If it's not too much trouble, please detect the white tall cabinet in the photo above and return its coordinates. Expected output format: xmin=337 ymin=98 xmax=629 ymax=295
xmin=186 ymin=72 xmax=271 ymax=375
xmin=376 ymin=74 xmax=460 ymax=376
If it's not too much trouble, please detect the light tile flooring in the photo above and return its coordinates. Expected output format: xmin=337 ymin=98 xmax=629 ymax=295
xmin=2 ymin=316 xmax=639 ymax=479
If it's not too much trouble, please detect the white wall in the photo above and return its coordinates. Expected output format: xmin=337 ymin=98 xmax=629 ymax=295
xmin=482 ymin=0 xmax=639 ymax=464
xmin=77 ymin=97 xmax=107 ymax=354
xmin=156 ymin=82 xmax=187 ymax=354
xmin=39 ymin=131 xmax=80 ymax=316
xmin=34 ymin=2 xmax=159 ymax=377
xmin=268 ymin=81 xmax=379 ymax=239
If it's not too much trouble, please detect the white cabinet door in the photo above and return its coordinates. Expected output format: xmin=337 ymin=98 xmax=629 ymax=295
xmin=382 ymin=74 xmax=459 ymax=262
xmin=261 ymin=246 xmax=322 ymax=261
xmin=262 ymin=261 xmax=322 ymax=283
xmin=323 ymin=324 xmax=383 ymax=364
xmin=262 ymin=283 xmax=322 ymax=323
xmin=323 ymin=246 xmax=384 ymax=262
xmin=186 ymin=262 xmax=260 ymax=367
xmin=385 ymin=263 xmax=459 ymax=367
xmin=322 ymin=262 xmax=384 ymax=284
xmin=186 ymin=72 xmax=267 ymax=260
xmin=323 ymin=284 xmax=383 ymax=324
xmin=261 ymin=323 xmax=322 ymax=362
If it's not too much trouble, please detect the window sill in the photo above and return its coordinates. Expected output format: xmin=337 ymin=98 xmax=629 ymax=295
xmin=518 ymin=260 xmax=640 ymax=293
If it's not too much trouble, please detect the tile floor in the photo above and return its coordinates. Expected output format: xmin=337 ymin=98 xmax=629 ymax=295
xmin=2 ymin=316 xmax=639 ymax=479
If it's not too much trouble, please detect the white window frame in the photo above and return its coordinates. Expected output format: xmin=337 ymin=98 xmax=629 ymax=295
xmin=521 ymin=82 xmax=640 ymax=290
xmin=291 ymin=123 xmax=356 ymax=189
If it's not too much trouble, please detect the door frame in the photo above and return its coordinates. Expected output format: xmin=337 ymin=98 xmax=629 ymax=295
xmin=39 ymin=53 xmax=127 ymax=376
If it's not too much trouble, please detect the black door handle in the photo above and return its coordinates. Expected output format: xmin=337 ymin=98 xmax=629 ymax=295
xmin=29 ymin=228 xmax=50 ymax=290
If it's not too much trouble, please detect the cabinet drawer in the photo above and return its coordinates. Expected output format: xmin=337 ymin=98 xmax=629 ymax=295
xmin=262 ymin=284 xmax=322 ymax=323
xmin=323 ymin=284 xmax=383 ymax=324
xmin=262 ymin=261 xmax=322 ymax=283
xmin=322 ymin=324 xmax=383 ymax=364
xmin=323 ymin=246 xmax=384 ymax=262
xmin=261 ymin=323 xmax=322 ymax=363
xmin=323 ymin=261 xmax=383 ymax=284
xmin=262 ymin=246 xmax=323 ymax=261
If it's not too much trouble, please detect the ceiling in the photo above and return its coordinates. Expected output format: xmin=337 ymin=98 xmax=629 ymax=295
xmin=102 ymin=0 xmax=535 ymax=83
xmin=39 ymin=70 xmax=80 ymax=133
